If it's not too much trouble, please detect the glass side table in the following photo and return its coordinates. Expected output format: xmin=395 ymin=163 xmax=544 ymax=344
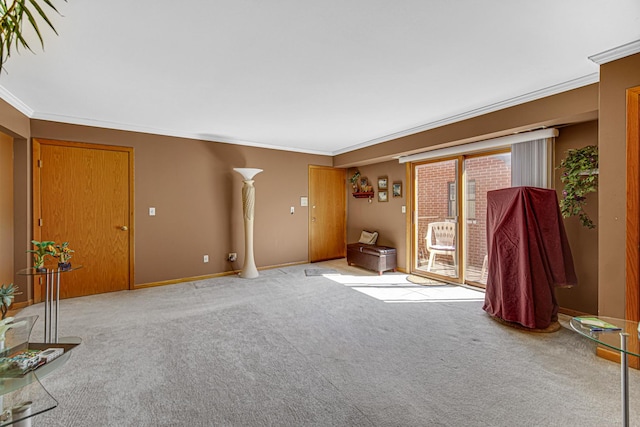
xmin=17 ymin=266 xmax=82 ymax=343
xmin=570 ymin=316 xmax=639 ymax=427
xmin=0 ymin=315 xmax=80 ymax=426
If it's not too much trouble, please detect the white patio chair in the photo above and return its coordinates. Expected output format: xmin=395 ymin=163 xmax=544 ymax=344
xmin=425 ymin=222 xmax=456 ymax=272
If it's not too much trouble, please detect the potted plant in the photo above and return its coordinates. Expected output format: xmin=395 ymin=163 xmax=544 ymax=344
xmin=27 ymin=240 xmax=57 ymax=272
xmin=349 ymin=170 xmax=361 ymax=192
xmin=55 ymin=241 xmax=74 ymax=270
xmin=0 ymin=283 xmax=20 ymax=320
xmin=558 ymin=145 xmax=598 ymax=229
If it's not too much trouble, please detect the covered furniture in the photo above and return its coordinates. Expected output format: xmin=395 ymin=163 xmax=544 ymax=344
xmin=483 ymin=186 xmax=577 ymax=330
xmin=425 ymin=222 xmax=456 ymax=272
xmin=347 ymin=243 xmax=397 ymax=275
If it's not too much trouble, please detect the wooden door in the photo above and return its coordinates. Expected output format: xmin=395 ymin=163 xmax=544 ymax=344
xmin=308 ymin=165 xmax=346 ymax=262
xmin=33 ymin=139 xmax=134 ymax=301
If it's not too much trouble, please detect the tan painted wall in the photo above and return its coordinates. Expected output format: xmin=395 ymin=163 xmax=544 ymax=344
xmin=554 ymin=121 xmax=598 ymax=314
xmin=344 ymin=87 xmax=601 ymax=314
xmin=335 ymin=84 xmax=599 ymax=168
xmin=599 ymin=52 xmax=640 ymax=317
xmin=0 ymin=132 xmax=13 ymax=286
xmin=346 ymin=161 xmax=407 ymax=270
xmin=0 ymin=52 xmax=632 ymax=316
xmin=0 ymin=99 xmax=29 ymax=139
xmin=0 ymin=103 xmax=30 ymax=304
xmin=29 ymin=121 xmax=332 ymax=285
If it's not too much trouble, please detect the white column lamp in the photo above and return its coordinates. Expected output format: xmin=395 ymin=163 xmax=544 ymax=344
xmin=233 ymin=168 xmax=263 ymax=278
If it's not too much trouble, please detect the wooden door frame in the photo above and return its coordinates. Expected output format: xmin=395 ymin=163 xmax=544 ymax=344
xmin=625 ymin=87 xmax=640 ymax=368
xmin=626 ymin=87 xmax=640 ymax=322
xmin=32 ymin=139 xmax=135 ymax=302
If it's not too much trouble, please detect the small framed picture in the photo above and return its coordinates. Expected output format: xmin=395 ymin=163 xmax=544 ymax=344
xmin=378 ymin=191 xmax=388 ymax=202
xmin=392 ymin=182 xmax=402 ymax=198
xmin=378 ymin=176 xmax=388 ymax=190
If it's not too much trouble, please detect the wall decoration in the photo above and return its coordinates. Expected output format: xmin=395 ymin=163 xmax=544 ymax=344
xmin=558 ymin=145 xmax=598 ymax=228
xmin=378 ymin=176 xmax=388 ymax=190
xmin=359 ymin=178 xmax=368 ymax=191
xmin=349 ymin=170 xmax=361 ymax=192
xmin=378 ymin=191 xmax=388 ymax=202
xmin=392 ymin=182 xmax=402 ymax=198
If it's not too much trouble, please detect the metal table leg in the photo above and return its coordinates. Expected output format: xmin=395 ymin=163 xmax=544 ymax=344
xmin=44 ymin=270 xmax=51 ymax=343
xmin=43 ymin=269 xmax=60 ymax=343
xmin=621 ymin=332 xmax=629 ymax=427
xmin=55 ymin=269 xmax=60 ymax=343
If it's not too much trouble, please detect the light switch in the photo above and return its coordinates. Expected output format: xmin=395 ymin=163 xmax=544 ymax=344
xmin=401 ymin=205 xmax=406 ymax=214
xmin=149 ymin=207 xmax=156 ymax=216
xmin=290 ymin=206 xmax=295 ymax=214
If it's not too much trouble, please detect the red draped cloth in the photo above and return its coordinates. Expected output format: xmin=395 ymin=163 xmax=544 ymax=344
xmin=482 ymin=187 xmax=577 ymax=329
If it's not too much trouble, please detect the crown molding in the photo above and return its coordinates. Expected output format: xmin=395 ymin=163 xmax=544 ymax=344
xmin=29 ymin=111 xmax=334 ymax=156
xmin=0 ymin=72 xmax=599 ymax=157
xmin=0 ymin=85 xmax=34 ymax=117
xmin=589 ymin=39 xmax=640 ymax=65
xmin=333 ymin=73 xmax=599 ymax=155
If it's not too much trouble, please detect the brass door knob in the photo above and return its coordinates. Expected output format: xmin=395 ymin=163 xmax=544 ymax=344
xmin=120 ymin=226 xmax=128 ymax=231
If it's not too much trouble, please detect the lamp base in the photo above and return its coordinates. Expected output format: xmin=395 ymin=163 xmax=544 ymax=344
xmin=239 ymin=268 xmax=259 ymax=279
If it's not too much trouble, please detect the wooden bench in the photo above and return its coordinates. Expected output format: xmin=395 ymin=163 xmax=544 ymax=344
xmin=347 ymin=243 xmax=397 ymax=275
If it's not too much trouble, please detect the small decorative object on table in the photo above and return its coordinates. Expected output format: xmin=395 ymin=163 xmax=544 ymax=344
xmin=573 ymin=316 xmax=621 ymax=331
xmin=27 ymin=240 xmax=56 ymax=272
xmin=55 ymin=241 xmax=74 ymax=271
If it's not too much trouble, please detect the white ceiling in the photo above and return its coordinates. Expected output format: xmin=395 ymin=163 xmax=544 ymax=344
xmin=0 ymin=0 xmax=639 ymax=155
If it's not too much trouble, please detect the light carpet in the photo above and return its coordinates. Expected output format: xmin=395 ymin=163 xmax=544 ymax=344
xmin=15 ymin=260 xmax=640 ymax=426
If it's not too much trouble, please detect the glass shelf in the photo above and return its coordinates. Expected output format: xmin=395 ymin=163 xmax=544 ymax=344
xmin=0 ymin=316 xmax=80 ymax=426
xmin=16 ymin=265 xmax=83 ymax=276
xmin=569 ymin=316 xmax=640 ymax=357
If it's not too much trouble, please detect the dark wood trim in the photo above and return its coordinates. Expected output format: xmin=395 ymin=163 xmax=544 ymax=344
xmin=626 ymin=87 xmax=640 ymax=368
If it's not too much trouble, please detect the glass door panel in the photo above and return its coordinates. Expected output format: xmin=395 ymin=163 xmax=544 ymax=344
xmin=463 ymin=152 xmax=511 ymax=286
xmin=414 ymin=159 xmax=459 ymax=280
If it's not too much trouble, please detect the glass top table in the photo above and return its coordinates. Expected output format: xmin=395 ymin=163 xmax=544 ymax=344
xmin=570 ymin=316 xmax=640 ymax=356
xmin=570 ymin=316 xmax=638 ymax=427
xmin=16 ymin=266 xmax=82 ymax=344
xmin=0 ymin=315 xmax=80 ymax=426
xmin=16 ymin=265 xmax=83 ymax=276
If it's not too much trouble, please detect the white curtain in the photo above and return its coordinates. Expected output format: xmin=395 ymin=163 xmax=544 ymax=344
xmin=511 ymin=138 xmax=553 ymax=188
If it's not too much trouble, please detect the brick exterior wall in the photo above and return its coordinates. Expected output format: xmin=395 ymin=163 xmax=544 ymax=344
xmin=416 ymin=154 xmax=511 ymax=273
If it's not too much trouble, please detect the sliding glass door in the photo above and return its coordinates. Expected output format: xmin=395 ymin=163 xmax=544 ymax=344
xmin=414 ymin=158 xmax=459 ymax=281
xmin=462 ymin=151 xmax=511 ymax=286
xmin=413 ymin=151 xmax=511 ymax=286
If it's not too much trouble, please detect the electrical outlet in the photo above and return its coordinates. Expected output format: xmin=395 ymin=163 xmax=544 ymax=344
xmin=228 ymin=252 xmax=237 ymax=262
xmin=203 ymin=255 xmax=209 ymax=263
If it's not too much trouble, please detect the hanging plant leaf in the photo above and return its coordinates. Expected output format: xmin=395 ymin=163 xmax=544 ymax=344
xmin=558 ymin=145 xmax=598 ymax=228
xmin=0 ymin=0 xmax=64 ymax=72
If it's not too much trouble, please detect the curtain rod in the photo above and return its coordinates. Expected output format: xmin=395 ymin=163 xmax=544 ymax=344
xmin=397 ymin=128 xmax=559 ymax=164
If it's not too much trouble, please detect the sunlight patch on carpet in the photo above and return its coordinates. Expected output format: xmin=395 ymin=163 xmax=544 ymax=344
xmin=352 ymin=285 xmax=485 ymax=303
xmin=324 ymin=273 xmax=484 ymax=303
